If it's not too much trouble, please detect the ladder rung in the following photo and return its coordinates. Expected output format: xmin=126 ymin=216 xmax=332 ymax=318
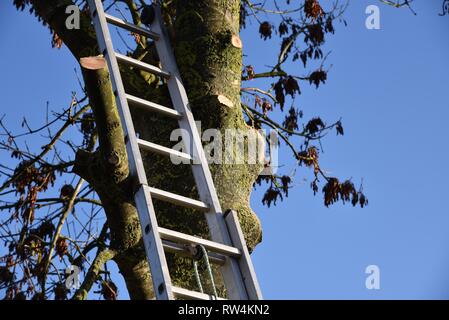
xmin=126 ymin=94 xmax=182 ymax=119
xmin=158 ymin=227 xmax=241 ymax=257
xmin=148 ymin=187 xmax=209 ymax=211
xmin=104 ymin=13 xmax=159 ymax=40
xmin=172 ymin=286 xmax=226 ymax=300
xmin=115 ymin=52 xmax=170 ymax=78
xmin=162 ymin=240 xmax=226 ymax=265
xmin=138 ymin=139 xmax=192 ymax=162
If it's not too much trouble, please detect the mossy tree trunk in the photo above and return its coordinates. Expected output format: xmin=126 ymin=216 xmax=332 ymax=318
xmin=30 ymin=0 xmax=263 ymax=299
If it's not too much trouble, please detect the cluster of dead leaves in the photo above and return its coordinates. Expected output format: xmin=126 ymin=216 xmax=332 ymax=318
xmin=55 ymin=238 xmax=69 ymax=258
xmin=297 ymin=147 xmax=320 ymax=175
xmin=322 ymin=178 xmax=368 ymax=208
xmin=309 ymin=69 xmax=327 ymax=88
xmin=0 ymin=265 xmax=13 ymax=286
xmin=260 ymin=175 xmax=292 ymax=208
xmin=12 ymin=161 xmax=56 ymax=224
xmin=282 ymin=107 xmax=301 ymax=133
xmin=304 ymin=0 xmax=325 ymax=20
xmin=259 ymin=21 xmax=273 ymax=40
xmin=60 ymin=184 xmax=75 ymax=199
xmin=273 ymin=76 xmax=300 ymax=110
xmin=254 ymin=96 xmax=273 ymax=115
xmin=305 ymin=117 xmax=325 ymax=135
xmin=12 ymin=161 xmax=55 ymax=195
xmin=243 ymin=65 xmax=256 ymax=80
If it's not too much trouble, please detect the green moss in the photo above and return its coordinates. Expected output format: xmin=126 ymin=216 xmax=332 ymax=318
xmin=175 ymin=41 xmax=197 ymax=67
xmin=174 ymin=10 xmax=205 ymax=39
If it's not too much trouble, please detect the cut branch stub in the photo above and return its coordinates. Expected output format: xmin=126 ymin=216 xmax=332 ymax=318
xmin=80 ymin=56 xmax=107 ymax=70
xmin=231 ymin=34 xmax=243 ymax=49
xmin=217 ymin=95 xmax=234 ymax=108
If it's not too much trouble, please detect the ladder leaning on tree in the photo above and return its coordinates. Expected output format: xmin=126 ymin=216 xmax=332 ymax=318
xmin=86 ymin=0 xmax=262 ymax=300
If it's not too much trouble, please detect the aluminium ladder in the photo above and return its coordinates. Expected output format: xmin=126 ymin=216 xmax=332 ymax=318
xmin=87 ymin=0 xmax=262 ymax=300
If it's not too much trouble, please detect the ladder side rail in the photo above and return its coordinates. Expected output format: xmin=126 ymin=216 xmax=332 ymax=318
xmin=225 ymin=210 xmax=263 ymax=299
xmin=135 ymin=186 xmax=174 ymax=299
xmin=87 ymin=0 xmax=147 ymax=186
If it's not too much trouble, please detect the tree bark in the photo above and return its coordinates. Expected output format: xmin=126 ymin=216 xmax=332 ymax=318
xmin=28 ymin=0 xmax=263 ymax=299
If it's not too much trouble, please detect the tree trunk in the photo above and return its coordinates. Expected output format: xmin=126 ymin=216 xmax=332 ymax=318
xmin=30 ymin=0 xmax=263 ymax=299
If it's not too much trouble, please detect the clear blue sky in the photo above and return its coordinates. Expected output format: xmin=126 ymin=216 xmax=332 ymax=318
xmin=1 ymin=1 xmax=449 ymax=299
